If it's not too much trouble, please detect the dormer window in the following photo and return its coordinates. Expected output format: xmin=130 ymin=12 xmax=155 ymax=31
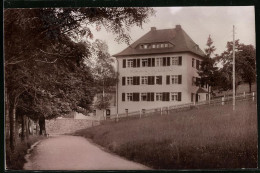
xmin=138 ymin=42 xmax=173 ymax=49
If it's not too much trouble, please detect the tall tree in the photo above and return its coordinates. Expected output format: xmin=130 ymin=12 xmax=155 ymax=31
xmin=197 ymin=35 xmax=219 ymax=93
xmin=4 ymin=8 xmax=155 ymax=150
xmin=215 ymin=40 xmax=256 ymax=93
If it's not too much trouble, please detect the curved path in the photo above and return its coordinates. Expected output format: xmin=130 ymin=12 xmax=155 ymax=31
xmin=24 ymin=135 xmax=150 ymax=170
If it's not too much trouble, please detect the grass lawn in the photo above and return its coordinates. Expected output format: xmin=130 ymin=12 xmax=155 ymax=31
xmin=74 ymin=100 xmax=258 ymax=169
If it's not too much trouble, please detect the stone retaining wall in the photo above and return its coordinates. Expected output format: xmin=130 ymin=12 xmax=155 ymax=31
xmin=45 ymin=119 xmax=100 ymax=135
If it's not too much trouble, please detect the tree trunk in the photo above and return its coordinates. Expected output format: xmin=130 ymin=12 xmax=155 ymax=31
xmin=25 ymin=116 xmax=29 ymax=140
xmin=39 ymin=117 xmax=46 ymax=135
xmin=21 ymin=115 xmax=25 ymax=141
xmin=9 ymin=103 xmax=16 ymax=151
xmin=249 ymin=82 xmax=252 ymax=93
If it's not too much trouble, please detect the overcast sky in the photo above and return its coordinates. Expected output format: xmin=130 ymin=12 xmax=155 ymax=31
xmin=90 ymin=6 xmax=255 ymax=56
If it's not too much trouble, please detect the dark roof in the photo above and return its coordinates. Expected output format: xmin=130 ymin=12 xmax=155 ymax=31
xmin=113 ymin=25 xmax=205 ymax=57
xmin=196 ymin=88 xmax=208 ymax=94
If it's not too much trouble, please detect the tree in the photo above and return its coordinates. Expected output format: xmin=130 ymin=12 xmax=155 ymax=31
xmin=4 ymin=8 xmax=155 ymax=150
xmin=197 ymin=35 xmax=219 ymax=93
xmin=215 ymin=40 xmax=256 ymax=93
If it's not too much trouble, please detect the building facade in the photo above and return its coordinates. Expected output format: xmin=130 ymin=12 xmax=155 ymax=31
xmin=114 ymin=25 xmax=209 ymax=114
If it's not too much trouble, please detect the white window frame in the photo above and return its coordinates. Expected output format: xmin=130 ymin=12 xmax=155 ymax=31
xmin=156 ymin=93 xmax=163 ymax=101
xmin=171 ymin=92 xmax=178 ymax=101
xmin=155 ymin=57 xmax=163 ymax=67
xmin=156 ymin=76 xmax=160 ymax=84
xmin=171 ymin=57 xmax=178 ymax=65
xmin=142 ymin=59 xmax=148 ymax=67
xmin=127 ymin=59 xmax=133 ymax=68
xmin=141 ymin=93 xmax=147 ymax=101
xmin=127 ymin=93 xmax=133 ymax=101
xmin=141 ymin=76 xmax=148 ymax=85
xmin=144 ymin=44 xmax=148 ymax=49
xmin=171 ymin=75 xmax=178 ymax=84
xmin=127 ymin=77 xmax=133 ymax=85
xmin=152 ymin=44 xmax=156 ymax=48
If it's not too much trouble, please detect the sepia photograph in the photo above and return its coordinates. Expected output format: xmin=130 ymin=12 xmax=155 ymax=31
xmin=3 ymin=5 xmax=257 ymax=171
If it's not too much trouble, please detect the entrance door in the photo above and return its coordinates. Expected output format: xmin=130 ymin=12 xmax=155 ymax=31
xmin=106 ymin=109 xmax=110 ymax=119
xmin=196 ymin=94 xmax=199 ymax=102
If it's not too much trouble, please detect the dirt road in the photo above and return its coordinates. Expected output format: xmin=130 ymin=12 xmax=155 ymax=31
xmin=23 ymin=135 xmax=150 ymax=170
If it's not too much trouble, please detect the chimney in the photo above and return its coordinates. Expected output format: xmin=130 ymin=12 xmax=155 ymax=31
xmin=151 ymin=27 xmax=156 ymax=31
xmin=176 ymin=25 xmax=181 ymax=30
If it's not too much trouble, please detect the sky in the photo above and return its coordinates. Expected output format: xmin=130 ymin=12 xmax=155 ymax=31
xmin=90 ymin=6 xmax=255 ymax=56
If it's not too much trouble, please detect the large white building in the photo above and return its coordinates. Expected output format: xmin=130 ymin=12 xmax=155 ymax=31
xmin=113 ymin=25 xmax=209 ymax=114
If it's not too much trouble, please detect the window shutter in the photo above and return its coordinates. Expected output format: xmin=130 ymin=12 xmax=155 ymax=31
xmin=179 ymin=56 xmax=182 ymax=65
xmin=178 ymin=75 xmax=182 ymax=84
xmin=166 ymin=92 xmax=170 ymax=101
xmin=152 ymin=58 xmax=155 ymax=67
xmin=148 ymin=58 xmax=151 ymax=67
xmin=137 ymin=59 xmax=140 ymax=67
xmin=167 ymin=57 xmax=171 ymax=66
xmin=196 ymin=60 xmax=199 ymax=70
xmin=122 ymin=77 xmax=125 ymax=85
xmin=159 ymin=76 xmax=162 ymax=84
xmin=133 ymin=93 xmax=139 ymax=101
xmin=137 ymin=76 xmax=140 ymax=85
xmin=148 ymin=76 xmax=154 ymax=85
xmin=178 ymin=92 xmax=182 ymax=101
xmin=122 ymin=93 xmax=125 ymax=101
xmin=147 ymin=93 xmax=151 ymax=101
xmin=166 ymin=75 xmax=170 ymax=85
xmin=151 ymin=93 xmax=154 ymax=101
xmin=136 ymin=93 xmax=140 ymax=101
xmin=162 ymin=92 xmax=166 ymax=101
xmin=163 ymin=57 xmax=167 ymax=66
xmin=123 ymin=59 xmax=126 ymax=68
xmin=133 ymin=76 xmax=136 ymax=85
xmin=133 ymin=59 xmax=136 ymax=68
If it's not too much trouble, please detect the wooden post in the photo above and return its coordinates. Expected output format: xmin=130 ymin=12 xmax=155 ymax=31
xmin=222 ymin=97 xmax=225 ymax=105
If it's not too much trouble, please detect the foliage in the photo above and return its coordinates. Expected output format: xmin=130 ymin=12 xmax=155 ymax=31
xmin=4 ymin=7 xmax=155 ymax=149
xmin=215 ymin=40 xmax=256 ymax=92
xmin=94 ymin=94 xmax=112 ymax=110
xmin=197 ymin=35 xmax=219 ymax=91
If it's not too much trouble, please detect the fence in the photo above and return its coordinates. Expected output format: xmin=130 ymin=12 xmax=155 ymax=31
xmin=106 ymin=92 xmax=256 ymax=122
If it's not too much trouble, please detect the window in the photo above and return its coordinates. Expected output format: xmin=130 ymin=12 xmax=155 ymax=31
xmin=142 ymin=59 xmax=148 ymax=67
xmin=192 ymin=77 xmax=196 ymax=86
xmin=140 ymin=45 xmax=144 ymax=49
xmin=196 ymin=60 xmax=200 ymax=70
xmin=156 ymin=93 xmax=163 ymax=101
xmin=152 ymin=44 xmax=156 ymax=48
xmin=161 ymin=43 xmax=164 ymax=48
xmin=127 ymin=77 xmax=133 ymax=85
xmin=127 ymin=59 xmax=133 ymax=67
xmin=127 ymin=93 xmax=133 ymax=101
xmin=171 ymin=75 xmax=179 ymax=84
xmin=156 ymin=76 xmax=162 ymax=84
xmin=171 ymin=92 xmax=178 ymax=101
xmin=141 ymin=76 xmax=148 ymax=85
xmin=157 ymin=44 xmax=160 ymax=48
xmin=141 ymin=93 xmax=147 ymax=101
xmin=172 ymin=57 xmax=179 ymax=65
xmin=192 ymin=58 xmax=195 ymax=67
xmin=144 ymin=44 xmax=148 ymax=49
xmin=165 ymin=43 xmax=168 ymax=47
xmin=156 ymin=57 xmax=163 ymax=66
xmin=125 ymin=109 xmax=128 ymax=113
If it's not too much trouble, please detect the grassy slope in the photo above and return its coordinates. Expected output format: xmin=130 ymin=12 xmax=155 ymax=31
xmin=74 ymin=100 xmax=257 ymax=169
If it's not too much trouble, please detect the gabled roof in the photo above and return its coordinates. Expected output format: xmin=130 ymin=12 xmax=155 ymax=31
xmin=113 ymin=25 xmax=205 ymax=58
